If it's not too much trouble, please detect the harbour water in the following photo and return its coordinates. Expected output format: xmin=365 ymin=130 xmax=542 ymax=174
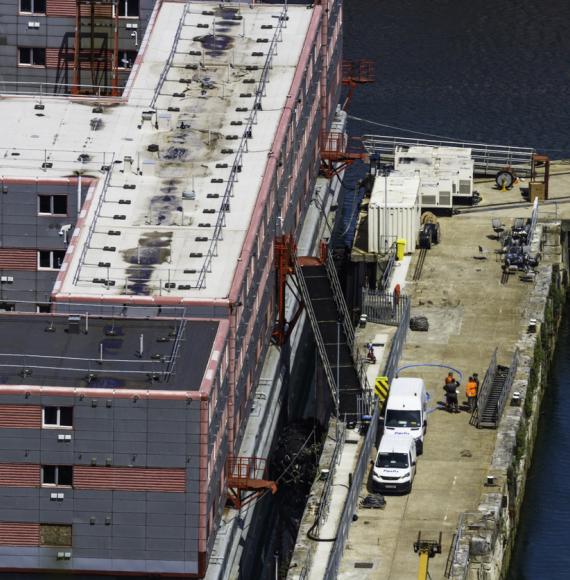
xmin=342 ymin=0 xmax=569 ymax=575
xmin=506 ymin=310 xmax=570 ymax=580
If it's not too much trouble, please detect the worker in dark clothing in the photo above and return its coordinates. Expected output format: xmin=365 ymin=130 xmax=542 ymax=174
xmin=443 ymin=377 xmax=460 ymax=413
xmin=445 ymin=372 xmax=455 ymax=385
xmin=473 ymin=373 xmax=480 ymax=390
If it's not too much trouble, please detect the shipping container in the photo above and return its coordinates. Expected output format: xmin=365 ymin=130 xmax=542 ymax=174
xmin=368 ymin=174 xmax=421 ymax=254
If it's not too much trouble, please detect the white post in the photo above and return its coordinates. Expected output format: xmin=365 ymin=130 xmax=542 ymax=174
xmin=85 ymin=312 xmax=89 ymax=334
xmin=77 ymin=173 xmax=82 ymax=217
xmin=139 ymin=334 xmax=144 ymax=358
xmin=99 ymin=342 xmax=103 ymax=361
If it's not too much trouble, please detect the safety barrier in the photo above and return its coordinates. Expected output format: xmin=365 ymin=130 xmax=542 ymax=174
xmin=323 ymin=403 xmax=379 ymax=579
xmin=361 ymin=288 xmax=408 ymax=327
xmin=362 ymin=134 xmax=535 ymax=177
xmin=495 ymin=348 xmax=519 ymax=425
xmin=323 ymin=294 xmax=410 ymax=577
xmin=470 ymin=348 xmax=498 ymax=428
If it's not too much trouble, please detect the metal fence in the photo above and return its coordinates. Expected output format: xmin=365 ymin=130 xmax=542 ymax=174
xmin=312 ymin=422 xmax=347 ymax=538
xmin=470 ymin=348 xmax=498 ymax=428
xmin=323 ymin=403 xmax=379 ymax=579
xmin=379 ymin=245 xmax=396 ymax=291
xmin=362 ymin=134 xmax=535 ymax=177
xmin=361 ymin=288 xmax=409 ymax=327
xmin=323 ymin=295 xmax=410 ymax=578
xmin=496 ymin=348 xmax=519 ymax=425
xmin=383 ymin=297 xmax=411 ymax=382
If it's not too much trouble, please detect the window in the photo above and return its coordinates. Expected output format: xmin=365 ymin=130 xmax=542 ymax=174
xmin=43 ymin=406 xmax=73 ymax=428
xmin=40 ymin=525 xmax=72 ymax=547
xmin=18 ymin=47 xmax=46 ymax=67
xmin=38 ymin=250 xmax=66 ymax=270
xmin=20 ymin=0 xmax=46 ymax=13
xmin=118 ymin=0 xmax=139 ymax=17
xmin=117 ymin=50 xmax=138 ymax=69
xmin=36 ymin=304 xmax=51 ymax=313
xmin=41 ymin=465 xmax=73 ymax=487
xmin=38 ymin=195 xmax=67 ymax=216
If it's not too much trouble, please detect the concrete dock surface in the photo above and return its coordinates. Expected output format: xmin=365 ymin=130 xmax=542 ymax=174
xmin=337 ymin=162 xmax=570 ymax=579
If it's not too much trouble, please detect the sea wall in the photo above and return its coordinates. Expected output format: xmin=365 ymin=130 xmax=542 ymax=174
xmin=449 ymin=222 xmax=567 ymax=580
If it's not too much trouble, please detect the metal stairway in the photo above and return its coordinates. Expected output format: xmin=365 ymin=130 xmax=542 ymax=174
xmin=471 ymin=348 xmax=518 ymax=428
xmin=294 ymin=253 xmax=363 ymax=419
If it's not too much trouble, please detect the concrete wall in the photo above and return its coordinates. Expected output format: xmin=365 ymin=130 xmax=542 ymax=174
xmin=449 ymin=222 xmax=568 ymax=580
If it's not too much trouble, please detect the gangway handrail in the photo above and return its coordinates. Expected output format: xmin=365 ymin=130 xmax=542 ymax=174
xmin=324 ymin=250 xmax=355 ymax=350
xmin=294 ymin=261 xmax=339 ymax=415
xmin=495 ymin=348 xmax=519 ymax=426
xmin=362 ymin=134 xmax=535 ymax=177
xmin=195 ymin=4 xmax=288 ymax=289
xmin=472 ymin=348 xmax=498 ymax=428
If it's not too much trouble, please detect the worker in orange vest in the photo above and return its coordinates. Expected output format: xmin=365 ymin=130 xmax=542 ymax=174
xmin=466 ymin=376 xmax=478 ymax=412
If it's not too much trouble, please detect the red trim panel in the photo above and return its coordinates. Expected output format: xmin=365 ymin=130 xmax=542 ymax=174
xmin=0 ymin=249 xmax=36 ymax=271
xmin=0 ymin=464 xmax=41 ymax=487
xmin=74 ymin=467 xmax=186 ymax=492
xmin=0 ymin=523 xmax=40 ymax=546
xmin=0 ymin=405 xmax=42 ymax=429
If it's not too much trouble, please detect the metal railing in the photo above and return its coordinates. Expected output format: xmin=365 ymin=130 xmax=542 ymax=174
xmin=362 ymin=134 xmax=535 ymax=177
xmin=312 ymin=422 xmax=346 ymax=537
xmin=496 ymin=348 xmax=519 ymax=426
xmin=0 ymin=81 xmax=124 ymax=99
xmin=294 ymin=261 xmax=339 ymax=415
xmin=379 ymin=244 xmax=396 ymax=291
xmin=149 ymin=1 xmax=191 ymax=109
xmin=361 ymin=288 xmax=408 ymax=327
xmin=383 ymin=296 xmax=410 ymax=382
xmin=72 ymin=162 xmax=115 ymax=285
xmin=470 ymin=348 xmax=498 ymax=428
xmin=194 ymin=3 xmax=288 ymax=290
xmin=445 ymin=512 xmax=469 ymax=579
xmin=323 ymin=296 xmax=410 ymax=578
xmin=324 ymin=249 xmax=355 ymax=350
xmin=324 ymin=403 xmax=380 ymax=579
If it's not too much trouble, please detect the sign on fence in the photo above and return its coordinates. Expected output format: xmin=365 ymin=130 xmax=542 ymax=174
xmin=374 ymin=376 xmax=389 ymax=402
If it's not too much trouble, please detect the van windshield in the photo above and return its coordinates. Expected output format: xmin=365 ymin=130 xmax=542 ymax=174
xmin=385 ymin=409 xmax=421 ymax=428
xmin=376 ymin=452 xmax=409 ymax=469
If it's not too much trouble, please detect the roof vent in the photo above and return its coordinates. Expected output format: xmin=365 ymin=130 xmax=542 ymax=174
xmin=183 ymin=190 xmax=196 ymax=200
xmin=67 ymin=315 xmax=81 ymax=334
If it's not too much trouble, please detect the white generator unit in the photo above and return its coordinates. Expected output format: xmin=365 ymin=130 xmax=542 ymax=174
xmin=368 ymin=174 xmax=421 ymax=254
xmin=394 ymin=145 xmax=474 ymax=209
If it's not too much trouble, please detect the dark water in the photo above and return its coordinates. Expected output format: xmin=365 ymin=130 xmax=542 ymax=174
xmin=507 ymin=311 xmax=570 ymax=580
xmin=343 ymin=1 xmax=570 ymax=575
xmin=344 ymin=0 xmax=570 ymax=157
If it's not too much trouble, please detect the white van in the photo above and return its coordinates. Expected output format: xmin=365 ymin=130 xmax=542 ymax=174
xmin=383 ymin=377 xmax=427 ymax=454
xmin=372 ymin=433 xmax=417 ymax=494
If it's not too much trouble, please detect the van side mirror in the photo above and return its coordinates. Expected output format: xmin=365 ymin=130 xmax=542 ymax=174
xmin=423 ymin=420 xmax=427 ymax=427
xmin=412 ymin=461 xmax=417 ymax=466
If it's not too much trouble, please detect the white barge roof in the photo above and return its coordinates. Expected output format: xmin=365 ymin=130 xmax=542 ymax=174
xmin=0 ymin=1 xmax=312 ymax=300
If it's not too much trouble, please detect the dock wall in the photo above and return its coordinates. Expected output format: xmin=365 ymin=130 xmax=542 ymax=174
xmin=449 ymin=222 xmax=567 ymax=580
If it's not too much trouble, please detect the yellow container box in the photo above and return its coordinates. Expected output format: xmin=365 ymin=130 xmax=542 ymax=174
xmin=396 ymin=238 xmax=406 ymax=261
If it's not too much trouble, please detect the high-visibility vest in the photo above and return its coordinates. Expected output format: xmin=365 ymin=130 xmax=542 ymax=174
xmin=466 ymin=381 xmax=477 ymax=397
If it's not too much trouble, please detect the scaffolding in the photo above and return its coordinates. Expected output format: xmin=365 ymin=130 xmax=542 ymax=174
xmin=73 ymin=0 xmax=120 ymax=95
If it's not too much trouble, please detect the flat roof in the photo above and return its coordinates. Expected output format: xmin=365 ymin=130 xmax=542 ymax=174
xmin=0 ymin=1 xmax=313 ymax=301
xmin=369 ymin=174 xmax=420 ymax=207
xmin=0 ymin=314 xmax=218 ymax=391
